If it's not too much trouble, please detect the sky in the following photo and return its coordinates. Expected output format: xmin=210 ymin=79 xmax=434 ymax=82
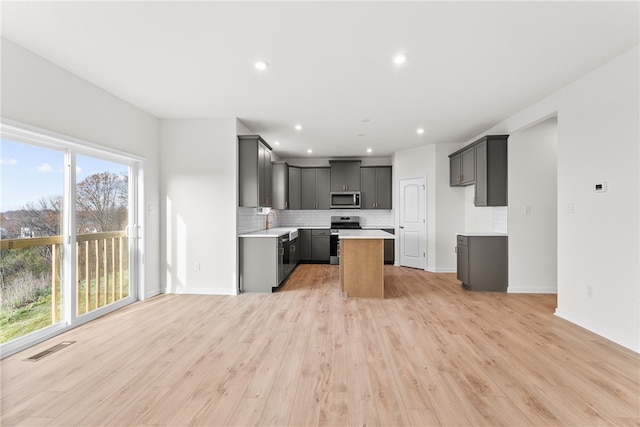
xmin=0 ymin=138 xmax=128 ymax=212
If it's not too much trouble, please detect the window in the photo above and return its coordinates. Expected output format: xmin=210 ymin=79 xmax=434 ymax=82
xmin=0 ymin=121 xmax=143 ymax=357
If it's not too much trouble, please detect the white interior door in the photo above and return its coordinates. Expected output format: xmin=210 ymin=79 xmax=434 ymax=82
xmin=399 ymin=177 xmax=426 ymax=269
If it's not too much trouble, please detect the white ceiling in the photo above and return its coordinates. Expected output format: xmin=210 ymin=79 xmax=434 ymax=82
xmin=1 ymin=1 xmax=638 ymax=159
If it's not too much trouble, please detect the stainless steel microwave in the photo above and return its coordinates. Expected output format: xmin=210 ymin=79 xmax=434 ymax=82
xmin=330 ymin=191 xmax=361 ymax=209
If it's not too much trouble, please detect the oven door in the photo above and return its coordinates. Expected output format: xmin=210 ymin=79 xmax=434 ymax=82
xmin=330 ymin=232 xmax=339 ymax=265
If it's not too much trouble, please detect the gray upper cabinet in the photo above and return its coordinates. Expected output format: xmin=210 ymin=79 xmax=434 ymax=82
xmin=474 ymin=135 xmax=508 ymax=207
xmin=448 ymin=134 xmax=508 ymax=206
xmin=301 ymin=168 xmax=331 ymax=209
xmin=271 ymin=161 xmax=289 ymax=210
xmin=330 ymin=160 xmax=361 ymax=192
xmin=449 ymin=147 xmax=475 ymax=186
xmin=360 ymin=166 xmax=392 ymax=209
xmin=288 ymin=166 xmax=301 ymax=210
xmin=239 ymin=135 xmax=272 ymax=207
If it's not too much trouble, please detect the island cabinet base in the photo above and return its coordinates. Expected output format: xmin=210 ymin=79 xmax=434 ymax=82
xmin=340 ymin=239 xmax=384 ymax=299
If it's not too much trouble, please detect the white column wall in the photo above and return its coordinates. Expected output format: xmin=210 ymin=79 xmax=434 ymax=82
xmin=469 ymin=46 xmax=639 ymax=351
xmin=393 ymin=143 xmax=465 ymax=272
xmin=0 ymin=38 xmax=162 ymax=298
xmin=434 ymin=143 xmax=466 ymax=272
xmin=160 ymin=119 xmax=238 ymax=295
xmin=508 ymin=118 xmax=558 ymax=293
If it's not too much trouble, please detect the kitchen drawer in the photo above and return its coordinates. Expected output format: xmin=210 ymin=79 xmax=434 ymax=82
xmin=457 ymin=235 xmax=468 ymax=245
xmin=312 ymin=229 xmax=330 ymax=237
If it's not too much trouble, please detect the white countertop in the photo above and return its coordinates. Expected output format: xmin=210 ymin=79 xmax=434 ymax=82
xmin=239 ymin=227 xmax=299 ymax=238
xmin=339 ymin=229 xmax=395 ymax=239
xmin=457 ymin=232 xmax=508 ymax=237
xmin=361 ymin=226 xmax=395 ymax=230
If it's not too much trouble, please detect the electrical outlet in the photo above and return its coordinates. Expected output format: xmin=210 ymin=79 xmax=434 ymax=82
xmin=195 ymin=263 xmax=201 ymax=271
xmin=586 ymin=286 xmax=593 ymax=297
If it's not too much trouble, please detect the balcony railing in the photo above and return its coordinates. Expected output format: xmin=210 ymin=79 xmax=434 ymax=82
xmin=1 ymin=230 xmax=128 ymax=323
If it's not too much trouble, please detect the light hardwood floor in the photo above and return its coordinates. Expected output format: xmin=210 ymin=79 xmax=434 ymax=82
xmin=2 ymin=265 xmax=639 ymax=426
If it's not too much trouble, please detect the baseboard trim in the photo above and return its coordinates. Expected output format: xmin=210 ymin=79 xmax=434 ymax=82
xmin=554 ymin=309 xmax=639 ymax=354
xmin=426 ymin=267 xmax=456 ymax=273
xmin=508 ymin=287 xmax=557 ymax=294
xmin=163 ymin=287 xmax=238 ymax=296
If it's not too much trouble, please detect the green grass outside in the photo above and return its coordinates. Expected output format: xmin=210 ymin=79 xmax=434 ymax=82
xmin=0 ymin=271 xmax=130 ymax=344
xmin=0 ymin=292 xmax=52 ymax=344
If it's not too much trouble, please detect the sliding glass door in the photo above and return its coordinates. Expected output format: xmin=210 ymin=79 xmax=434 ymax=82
xmin=0 ymin=139 xmax=66 ymax=343
xmin=0 ymin=123 xmax=141 ymax=356
xmin=75 ymin=155 xmax=133 ymax=317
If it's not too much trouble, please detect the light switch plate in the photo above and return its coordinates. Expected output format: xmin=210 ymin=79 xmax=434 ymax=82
xmin=595 ymin=182 xmax=608 ymax=193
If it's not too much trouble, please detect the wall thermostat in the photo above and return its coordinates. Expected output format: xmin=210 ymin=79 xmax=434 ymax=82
xmin=595 ymin=182 xmax=608 ymax=193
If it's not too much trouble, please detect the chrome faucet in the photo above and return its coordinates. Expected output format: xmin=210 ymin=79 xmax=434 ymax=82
xmin=265 ymin=210 xmax=278 ymax=230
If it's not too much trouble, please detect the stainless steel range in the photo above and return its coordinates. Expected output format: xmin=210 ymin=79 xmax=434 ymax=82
xmin=330 ymin=216 xmax=362 ymax=265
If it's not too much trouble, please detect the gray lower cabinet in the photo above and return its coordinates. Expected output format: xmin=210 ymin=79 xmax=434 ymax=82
xmin=299 ymin=229 xmax=312 ymax=261
xmin=301 ymin=168 xmax=330 ymax=209
xmin=456 ymin=234 xmax=508 ymax=292
xmin=311 ymin=229 xmax=330 ymax=262
xmin=382 ymin=228 xmax=395 ymax=264
xmin=361 ymin=167 xmax=392 ymax=209
xmin=240 ymin=237 xmax=280 ymax=293
xmin=298 ymin=228 xmax=330 ymax=263
xmin=240 ymin=235 xmax=300 ymax=293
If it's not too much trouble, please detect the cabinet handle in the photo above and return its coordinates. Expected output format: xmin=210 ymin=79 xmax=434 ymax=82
xmin=291 ymin=245 xmax=296 ymax=252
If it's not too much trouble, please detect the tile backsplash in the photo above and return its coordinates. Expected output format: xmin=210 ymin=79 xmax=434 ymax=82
xmin=493 ymin=206 xmax=508 ymax=233
xmin=238 ymin=207 xmax=394 ymax=234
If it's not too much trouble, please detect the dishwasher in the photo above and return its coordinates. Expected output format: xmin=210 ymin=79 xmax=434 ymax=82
xmin=277 ymin=235 xmax=288 ymax=286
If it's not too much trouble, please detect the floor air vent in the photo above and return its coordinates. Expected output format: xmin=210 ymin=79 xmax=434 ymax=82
xmin=25 ymin=341 xmax=76 ymax=362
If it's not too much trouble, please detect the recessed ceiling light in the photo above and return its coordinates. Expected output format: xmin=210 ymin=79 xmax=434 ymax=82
xmin=417 ymin=128 xmax=425 ymax=134
xmin=295 ymin=124 xmax=303 ymax=130
xmin=366 ymin=148 xmax=373 ymax=153
xmin=274 ymin=141 xmax=280 ymax=145
xmin=394 ymin=53 xmax=407 ymax=65
xmin=255 ymin=60 xmax=269 ymax=70
xmin=307 ymin=149 xmax=312 ymax=153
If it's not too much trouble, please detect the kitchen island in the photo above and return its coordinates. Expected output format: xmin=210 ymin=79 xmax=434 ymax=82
xmin=339 ymin=229 xmax=395 ymax=299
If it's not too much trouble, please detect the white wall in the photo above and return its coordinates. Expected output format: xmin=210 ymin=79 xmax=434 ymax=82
xmin=393 ymin=143 xmax=465 ymax=272
xmin=508 ymin=118 xmax=558 ymax=293
xmin=464 ymin=186 xmax=494 ymax=232
xmin=0 ymin=38 xmax=162 ymax=299
xmin=469 ymin=46 xmax=640 ymax=351
xmin=434 ymin=143 xmax=466 ymax=271
xmin=160 ymin=118 xmax=238 ymax=295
